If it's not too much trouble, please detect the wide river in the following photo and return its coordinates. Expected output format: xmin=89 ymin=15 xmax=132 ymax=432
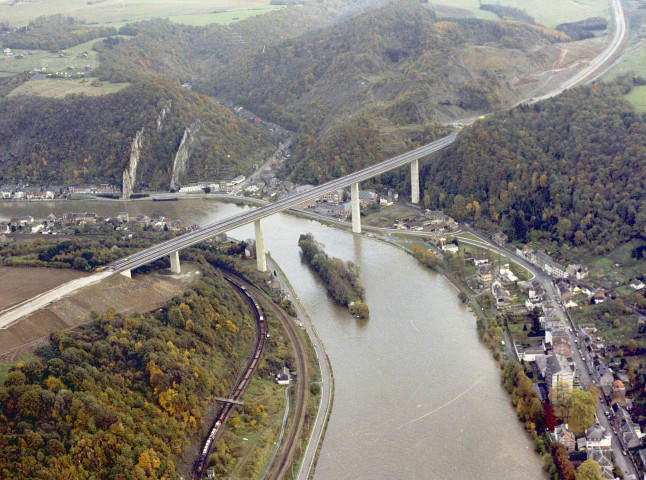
xmin=2 ymin=199 xmax=545 ymax=479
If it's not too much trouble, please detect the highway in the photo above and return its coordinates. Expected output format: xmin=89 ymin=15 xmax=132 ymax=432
xmin=534 ymin=0 xmax=625 ymax=102
xmin=107 ymin=133 xmax=458 ymax=274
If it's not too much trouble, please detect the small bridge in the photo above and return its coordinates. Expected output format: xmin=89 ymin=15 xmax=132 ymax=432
xmin=213 ymin=396 xmax=245 ymax=406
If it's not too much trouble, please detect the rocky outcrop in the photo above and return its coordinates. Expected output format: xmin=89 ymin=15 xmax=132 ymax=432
xmin=156 ymin=100 xmax=172 ymax=132
xmin=169 ymin=120 xmax=201 ymax=191
xmin=121 ymin=128 xmax=144 ymax=199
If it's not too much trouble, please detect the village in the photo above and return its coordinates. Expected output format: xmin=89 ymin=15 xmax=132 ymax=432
xmin=424 ymin=232 xmax=646 ymax=479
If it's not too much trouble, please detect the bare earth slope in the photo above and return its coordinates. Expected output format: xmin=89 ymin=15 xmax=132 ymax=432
xmin=0 ymin=268 xmax=200 ymax=361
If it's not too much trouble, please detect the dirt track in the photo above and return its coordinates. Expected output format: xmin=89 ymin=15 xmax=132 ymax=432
xmin=0 ymin=267 xmax=201 ymax=362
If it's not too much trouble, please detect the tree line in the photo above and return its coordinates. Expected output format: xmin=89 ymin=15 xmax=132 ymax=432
xmin=298 ymin=233 xmax=369 ymax=318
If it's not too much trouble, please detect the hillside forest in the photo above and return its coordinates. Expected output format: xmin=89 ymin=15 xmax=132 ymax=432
xmin=0 ymin=79 xmax=276 ymax=189
xmin=0 ymin=271 xmax=256 ymax=479
xmin=0 ymin=0 xmax=585 ymax=190
xmin=420 ymin=78 xmax=646 ymax=253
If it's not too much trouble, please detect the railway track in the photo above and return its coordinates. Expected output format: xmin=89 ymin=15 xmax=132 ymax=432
xmin=193 ymin=269 xmax=309 ymax=480
xmin=257 ymin=287 xmax=308 ymax=480
xmin=193 ymin=273 xmax=268 ymax=479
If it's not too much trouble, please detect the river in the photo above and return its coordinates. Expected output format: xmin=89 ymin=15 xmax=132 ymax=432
xmin=1 ymin=199 xmax=545 ymax=479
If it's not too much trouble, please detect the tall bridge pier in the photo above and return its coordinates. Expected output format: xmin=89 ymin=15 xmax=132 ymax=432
xmin=411 ymin=158 xmax=419 ymax=204
xmin=255 ymin=219 xmax=267 ymax=272
xmin=351 ymin=182 xmax=361 ymax=234
xmin=170 ymin=251 xmax=181 ymax=274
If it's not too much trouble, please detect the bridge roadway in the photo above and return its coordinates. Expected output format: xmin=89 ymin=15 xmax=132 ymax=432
xmin=108 ymin=132 xmax=458 ymax=273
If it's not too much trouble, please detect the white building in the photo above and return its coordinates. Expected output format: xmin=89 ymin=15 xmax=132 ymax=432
xmin=577 ymin=425 xmax=612 ymax=451
xmin=545 ymin=354 xmax=574 ymax=391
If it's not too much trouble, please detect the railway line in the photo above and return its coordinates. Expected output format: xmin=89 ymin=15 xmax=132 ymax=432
xmin=193 ymin=270 xmax=309 ymax=480
xmin=193 ymin=273 xmax=268 ymax=479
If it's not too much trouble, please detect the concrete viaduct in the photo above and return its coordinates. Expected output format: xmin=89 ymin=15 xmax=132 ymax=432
xmin=109 ymin=132 xmax=458 ymax=276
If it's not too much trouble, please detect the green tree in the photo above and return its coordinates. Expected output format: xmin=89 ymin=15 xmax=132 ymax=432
xmin=575 ymin=459 xmax=603 ymax=480
xmin=566 ymin=388 xmax=597 ymax=430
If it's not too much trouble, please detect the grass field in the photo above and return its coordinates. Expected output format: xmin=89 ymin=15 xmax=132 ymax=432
xmin=105 ymin=6 xmax=282 ymax=28
xmin=604 ymin=43 xmax=646 ymax=79
xmin=0 ymin=35 xmax=130 ymax=76
xmin=602 ymin=43 xmax=646 ymax=112
xmin=427 ymin=0 xmax=609 ymax=27
xmin=0 ymin=0 xmax=276 ymax=27
xmin=624 ymin=85 xmax=646 ymax=113
xmin=7 ymin=77 xmax=130 ymax=98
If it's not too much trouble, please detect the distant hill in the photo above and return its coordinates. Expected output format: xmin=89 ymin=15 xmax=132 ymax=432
xmin=421 ymin=78 xmax=646 ymax=250
xmin=92 ymin=0 xmax=570 ymax=185
xmin=0 ymin=79 xmax=276 ymax=190
xmin=202 ymin=0 xmax=569 ymax=183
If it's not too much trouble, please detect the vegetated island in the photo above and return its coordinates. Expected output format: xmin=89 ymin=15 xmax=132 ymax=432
xmin=298 ymin=233 xmax=369 ymax=319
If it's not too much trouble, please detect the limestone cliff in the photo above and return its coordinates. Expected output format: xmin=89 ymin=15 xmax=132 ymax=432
xmin=121 ymin=128 xmax=144 ymax=199
xmin=156 ymin=100 xmax=172 ymax=132
xmin=169 ymin=120 xmax=201 ymax=191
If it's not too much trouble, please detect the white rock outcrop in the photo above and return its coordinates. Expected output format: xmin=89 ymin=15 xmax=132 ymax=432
xmin=122 ymin=128 xmax=144 ymax=199
xmin=156 ymin=100 xmax=172 ymax=132
xmin=170 ymin=120 xmax=201 ymax=191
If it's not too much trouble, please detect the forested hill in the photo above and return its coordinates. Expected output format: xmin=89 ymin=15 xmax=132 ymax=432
xmin=0 ymin=80 xmax=275 ymax=189
xmin=93 ymin=0 xmax=569 ymax=186
xmin=0 ymin=273 xmax=256 ymax=479
xmin=94 ymin=0 xmax=388 ymax=84
xmin=422 ymin=78 xmax=646 ymax=251
xmin=208 ymin=0 xmax=564 ymax=133
xmin=202 ymin=0 xmax=568 ymax=184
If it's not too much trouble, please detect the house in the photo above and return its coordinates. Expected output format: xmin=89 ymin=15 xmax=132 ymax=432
xmin=545 ymin=354 xmax=574 ymax=391
xmin=552 ymin=338 xmax=572 ymax=359
xmin=517 ymin=343 xmax=545 ymax=362
xmin=276 ymin=366 xmax=292 ymax=385
xmin=473 ymin=254 xmax=488 ymax=266
xmin=441 ymin=243 xmax=458 ymax=253
xmin=358 ymin=190 xmax=378 ymax=207
xmin=567 ymin=264 xmax=589 ymax=280
xmin=593 ymin=290 xmax=607 ymax=304
xmin=586 ymin=448 xmax=615 ymax=480
xmin=477 ymin=264 xmax=493 ymax=288
xmin=491 ymin=280 xmax=512 ymax=306
xmin=319 ymin=188 xmax=344 ymax=204
xmin=19 ymin=215 xmax=34 ymax=226
xmin=546 ymin=262 xmax=569 ymax=279
xmin=117 ymin=212 xmax=129 ymax=223
xmin=492 ymin=232 xmax=507 ymax=245
xmin=576 ymin=425 xmax=612 ymax=451
xmin=333 ymin=202 xmax=353 ymax=220
xmin=136 ymin=214 xmax=151 ymax=227
xmin=614 ymin=408 xmax=644 ymax=449
xmin=550 ymin=424 xmax=576 ymax=452
xmin=630 ymin=279 xmax=646 ymax=290
xmin=169 ymin=220 xmax=185 ymax=231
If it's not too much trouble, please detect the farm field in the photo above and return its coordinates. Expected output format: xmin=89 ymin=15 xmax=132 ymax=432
xmin=0 ymin=36 xmax=130 ymax=76
xmin=0 ymin=0 xmax=277 ymax=27
xmin=427 ymin=0 xmax=609 ymax=28
xmin=106 ymin=5 xmax=282 ymax=28
xmin=7 ymin=77 xmax=130 ymax=98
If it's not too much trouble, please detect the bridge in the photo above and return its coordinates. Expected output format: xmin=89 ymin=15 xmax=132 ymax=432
xmin=110 ymin=132 xmax=458 ymax=276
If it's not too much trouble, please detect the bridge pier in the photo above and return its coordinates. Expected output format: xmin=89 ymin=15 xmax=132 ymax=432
xmin=411 ymin=158 xmax=419 ymax=204
xmin=254 ymin=219 xmax=267 ymax=272
xmin=120 ymin=269 xmax=132 ymax=278
xmin=351 ymin=182 xmax=361 ymax=234
xmin=169 ymin=251 xmax=181 ymax=274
